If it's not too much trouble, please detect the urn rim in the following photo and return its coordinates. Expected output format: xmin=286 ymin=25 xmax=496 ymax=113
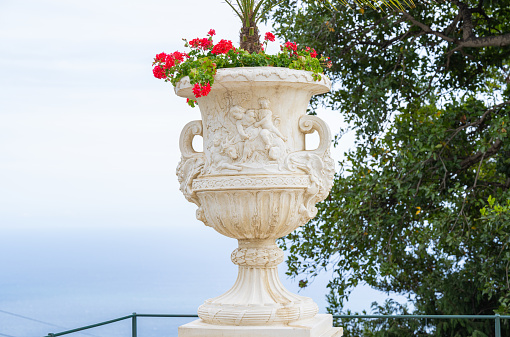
xmin=174 ymin=66 xmax=331 ymax=99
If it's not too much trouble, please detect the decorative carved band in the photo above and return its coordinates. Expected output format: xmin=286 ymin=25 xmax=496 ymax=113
xmin=192 ymin=175 xmax=311 ymax=191
xmin=231 ymin=246 xmax=284 ymax=267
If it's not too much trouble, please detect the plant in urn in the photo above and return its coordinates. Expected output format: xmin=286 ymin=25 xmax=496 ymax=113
xmin=153 ymin=5 xmax=342 ymax=335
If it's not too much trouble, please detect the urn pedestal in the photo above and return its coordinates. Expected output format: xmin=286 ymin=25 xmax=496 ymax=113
xmin=175 ymin=67 xmax=342 ymax=337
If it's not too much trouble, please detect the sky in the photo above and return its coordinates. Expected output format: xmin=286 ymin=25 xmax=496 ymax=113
xmin=0 ymin=1 xmax=408 ymax=336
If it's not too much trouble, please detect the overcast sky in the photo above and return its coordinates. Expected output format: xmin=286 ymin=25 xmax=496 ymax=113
xmin=0 ymin=0 xmax=349 ymax=230
xmin=0 ymin=1 xmax=407 ymax=336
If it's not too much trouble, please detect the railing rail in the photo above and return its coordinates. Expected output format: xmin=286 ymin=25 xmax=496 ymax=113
xmin=45 ymin=313 xmax=510 ymax=337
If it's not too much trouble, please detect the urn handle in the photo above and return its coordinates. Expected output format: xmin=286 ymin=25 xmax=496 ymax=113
xmin=179 ymin=120 xmax=204 ymax=158
xmin=176 ymin=120 xmax=206 ymax=220
xmin=298 ymin=115 xmax=331 ymax=156
xmin=292 ymin=115 xmax=335 ymax=222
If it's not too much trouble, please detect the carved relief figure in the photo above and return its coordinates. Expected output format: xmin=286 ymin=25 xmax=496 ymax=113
xmin=210 ymin=134 xmax=242 ymax=171
xmin=234 ymin=98 xmax=288 ymax=165
xmin=254 ymin=98 xmax=287 ymax=149
xmin=203 ymin=95 xmax=292 ymax=174
xmin=231 ymin=105 xmax=257 ymax=141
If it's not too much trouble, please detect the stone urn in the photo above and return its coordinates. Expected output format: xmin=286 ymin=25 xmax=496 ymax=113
xmin=176 ymin=67 xmax=339 ymax=335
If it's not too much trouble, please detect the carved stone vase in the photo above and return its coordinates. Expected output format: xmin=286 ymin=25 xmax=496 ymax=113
xmin=176 ymin=67 xmax=341 ymax=336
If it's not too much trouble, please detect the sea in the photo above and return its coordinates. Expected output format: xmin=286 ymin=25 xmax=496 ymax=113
xmin=0 ymin=219 xmax=407 ymax=337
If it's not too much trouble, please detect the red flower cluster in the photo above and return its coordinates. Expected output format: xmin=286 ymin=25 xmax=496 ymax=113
xmin=208 ymin=29 xmax=216 ymax=36
xmin=165 ymin=51 xmax=189 ymax=69
xmin=305 ymin=46 xmax=318 ymax=58
xmin=153 ymin=65 xmax=166 ymax=79
xmin=284 ymin=41 xmax=297 ymax=52
xmin=189 ymin=38 xmax=213 ymax=50
xmin=192 ymin=82 xmax=211 ymax=98
xmin=152 ymin=51 xmax=190 ymax=78
xmin=211 ymin=39 xmax=235 ymax=55
xmin=155 ymin=52 xmax=167 ymax=62
xmin=172 ymin=51 xmax=189 ymax=62
xmin=264 ymin=32 xmax=276 ymax=42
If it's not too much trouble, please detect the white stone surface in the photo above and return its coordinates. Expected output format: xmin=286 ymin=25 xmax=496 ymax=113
xmin=178 ymin=314 xmax=343 ymax=337
xmin=175 ymin=67 xmax=337 ymax=327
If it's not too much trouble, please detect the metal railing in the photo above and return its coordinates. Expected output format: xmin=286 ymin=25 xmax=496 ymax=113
xmin=45 ymin=314 xmax=198 ymax=337
xmin=45 ymin=313 xmax=510 ymax=337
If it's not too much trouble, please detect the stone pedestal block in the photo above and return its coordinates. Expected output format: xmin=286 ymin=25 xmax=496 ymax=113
xmin=179 ymin=314 xmax=343 ymax=337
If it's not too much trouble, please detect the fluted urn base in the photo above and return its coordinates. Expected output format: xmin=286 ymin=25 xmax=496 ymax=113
xmin=197 ymin=240 xmax=318 ymax=326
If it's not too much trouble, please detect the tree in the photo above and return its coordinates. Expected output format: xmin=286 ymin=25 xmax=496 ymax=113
xmin=270 ymin=1 xmax=510 ymax=336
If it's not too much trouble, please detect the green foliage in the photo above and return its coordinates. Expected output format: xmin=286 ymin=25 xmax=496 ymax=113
xmin=271 ymin=0 xmax=510 ymax=336
xmin=478 ymin=196 xmax=510 ymax=315
xmin=336 ymin=300 xmax=429 ymax=337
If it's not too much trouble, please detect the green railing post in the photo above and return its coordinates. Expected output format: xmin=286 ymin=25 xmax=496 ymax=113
xmin=132 ymin=312 xmax=137 ymax=337
xmin=495 ymin=314 xmax=501 ymax=337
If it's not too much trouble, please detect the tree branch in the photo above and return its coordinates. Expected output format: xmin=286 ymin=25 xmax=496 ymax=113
xmin=401 ymin=4 xmax=510 ymax=48
xmin=441 ymin=99 xmax=510 ymax=154
xmin=400 ymin=12 xmax=455 ymax=43
xmin=460 ymin=33 xmax=510 ymax=47
xmin=458 ymin=139 xmax=502 ymax=172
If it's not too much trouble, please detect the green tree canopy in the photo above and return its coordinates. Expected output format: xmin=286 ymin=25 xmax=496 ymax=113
xmin=270 ymin=1 xmax=510 ymax=336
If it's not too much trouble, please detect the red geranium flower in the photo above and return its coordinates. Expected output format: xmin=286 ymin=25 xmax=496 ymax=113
xmin=192 ymin=82 xmax=212 ymax=98
xmin=211 ymin=39 xmax=235 ymax=55
xmin=156 ymin=51 xmax=191 ymax=70
xmin=153 ymin=65 xmax=166 ymax=79
xmin=208 ymin=29 xmax=216 ymax=36
xmin=172 ymin=51 xmax=189 ymax=62
xmin=284 ymin=41 xmax=297 ymax=51
xmin=189 ymin=38 xmax=200 ymax=48
xmin=192 ymin=83 xmax=201 ymax=97
xmin=201 ymin=82 xmax=211 ymax=96
xmin=202 ymin=39 xmax=213 ymax=49
xmin=264 ymin=32 xmax=276 ymax=42
xmin=305 ymin=46 xmax=318 ymax=58
xmin=190 ymin=38 xmax=213 ymax=50
xmin=154 ymin=52 xmax=167 ymax=63
xmin=164 ymin=56 xmax=175 ymax=69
